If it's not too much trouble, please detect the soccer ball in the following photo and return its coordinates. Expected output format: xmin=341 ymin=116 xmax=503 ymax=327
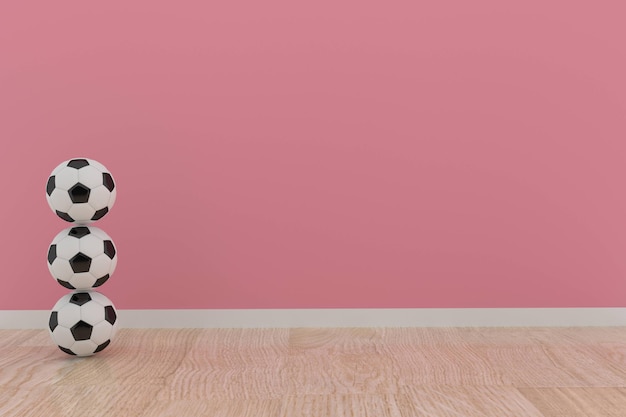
xmin=47 ymin=226 xmax=117 ymax=289
xmin=49 ymin=291 xmax=118 ymax=356
xmin=46 ymin=158 xmax=117 ymax=223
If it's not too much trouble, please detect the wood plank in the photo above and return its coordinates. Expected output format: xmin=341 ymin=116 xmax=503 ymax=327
xmin=376 ymin=327 xmax=626 ymax=387
xmin=0 ymin=329 xmax=48 ymax=348
xmin=138 ymin=391 xmax=543 ymax=417
xmin=156 ymin=328 xmax=290 ymax=400
xmin=279 ymin=395 xmax=402 ymax=417
xmin=0 ymin=385 xmax=163 ymax=417
xmin=138 ymin=398 xmax=282 ymax=417
xmin=518 ymin=387 xmax=626 ymax=417
xmin=398 ymin=386 xmax=544 ymax=417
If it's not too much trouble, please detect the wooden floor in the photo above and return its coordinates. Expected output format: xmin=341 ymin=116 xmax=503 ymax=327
xmin=1 ymin=327 xmax=626 ymax=416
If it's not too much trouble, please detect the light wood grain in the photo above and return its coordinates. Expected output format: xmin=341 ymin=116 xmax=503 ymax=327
xmin=1 ymin=327 xmax=626 ymax=416
xmin=157 ymin=328 xmax=290 ymax=400
xmin=398 ymin=386 xmax=544 ymax=417
xmin=518 ymin=387 xmax=626 ymax=417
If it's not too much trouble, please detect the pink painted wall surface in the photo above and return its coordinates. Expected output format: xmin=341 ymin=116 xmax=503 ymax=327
xmin=1 ymin=1 xmax=626 ymax=310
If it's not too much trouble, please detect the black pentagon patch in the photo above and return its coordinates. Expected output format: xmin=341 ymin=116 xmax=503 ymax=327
xmin=93 ymin=274 xmax=109 ymax=287
xmin=104 ymin=306 xmax=117 ymax=325
xmin=59 ymin=346 xmax=76 ymax=355
xmin=46 ymin=176 xmax=56 ymax=196
xmin=56 ymin=211 xmax=75 ymax=222
xmin=69 ymin=183 xmax=90 ymax=204
xmin=69 ymin=292 xmax=92 ymax=306
xmin=48 ymin=245 xmax=57 ymax=265
xmin=49 ymin=311 xmax=58 ymax=332
xmin=92 ymin=207 xmax=109 ymax=221
xmin=71 ymin=320 xmax=93 ymax=341
xmin=103 ymin=240 xmax=116 ymax=259
xmin=69 ymin=253 xmax=92 ymax=273
xmin=57 ymin=279 xmax=76 ymax=290
xmin=69 ymin=227 xmax=90 ymax=238
xmin=94 ymin=340 xmax=110 ymax=353
xmin=68 ymin=159 xmax=89 ymax=169
xmin=102 ymin=172 xmax=115 ymax=192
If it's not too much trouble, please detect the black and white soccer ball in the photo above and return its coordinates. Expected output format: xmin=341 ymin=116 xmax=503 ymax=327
xmin=46 ymin=158 xmax=117 ymax=223
xmin=49 ymin=291 xmax=118 ymax=356
xmin=47 ymin=226 xmax=117 ymax=290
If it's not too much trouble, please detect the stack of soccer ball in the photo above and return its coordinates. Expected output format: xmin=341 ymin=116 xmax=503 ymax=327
xmin=45 ymin=158 xmax=119 ymax=356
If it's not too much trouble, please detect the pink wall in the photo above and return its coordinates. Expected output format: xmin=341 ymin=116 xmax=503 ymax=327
xmin=1 ymin=1 xmax=626 ymax=310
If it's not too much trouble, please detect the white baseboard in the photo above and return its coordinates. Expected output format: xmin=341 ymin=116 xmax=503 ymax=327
xmin=1 ymin=308 xmax=626 ymax=329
